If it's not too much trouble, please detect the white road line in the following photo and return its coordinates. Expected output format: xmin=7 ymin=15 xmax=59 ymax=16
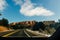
xmin=24 ymin=30 xmax=31 ymax=37
xmin=2 ymin=30 xmax=20 ymax=37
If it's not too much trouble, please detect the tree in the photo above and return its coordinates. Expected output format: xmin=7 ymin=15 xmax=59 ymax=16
xmin=0 ymin=20 xmax=2 ymax=25
xmin=2 ymin=18 xmax=9 ymax=27
xmin=32 ymin=22 xmax=45 ymax=31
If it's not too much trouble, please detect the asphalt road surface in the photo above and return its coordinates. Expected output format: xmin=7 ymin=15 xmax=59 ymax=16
xmin=8 ymin=29 xmax=28 ymax=37
xmin=0 ymin=29 xmax=49 ymax=39
xmin=0 ymin=29 xmax=49 ymax=40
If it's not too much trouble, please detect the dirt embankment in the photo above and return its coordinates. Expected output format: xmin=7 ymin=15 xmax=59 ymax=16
xmin=0 ymin=26 xmax=11 ymax=32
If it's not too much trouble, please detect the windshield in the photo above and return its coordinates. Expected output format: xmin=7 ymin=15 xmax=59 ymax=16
xmin=0 ymin=0 xmax=60 ymax=39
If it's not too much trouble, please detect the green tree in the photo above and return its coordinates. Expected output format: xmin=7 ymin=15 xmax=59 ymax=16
xmin=2 ymin=18 xmax=9 ymax=27
xmin=32 ymin=22 xmax=45 ymax=31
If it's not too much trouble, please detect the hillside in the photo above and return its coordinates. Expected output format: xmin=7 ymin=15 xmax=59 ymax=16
xmin=0 ymin=26 xmax=11 ymax=32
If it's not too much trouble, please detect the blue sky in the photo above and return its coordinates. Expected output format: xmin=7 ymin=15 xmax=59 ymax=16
xmin=0 ymin=0 xmax=60 ymax=23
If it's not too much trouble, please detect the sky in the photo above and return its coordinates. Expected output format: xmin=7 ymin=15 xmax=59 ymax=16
xmin=0 ymin=0 xmax=60 ymax=23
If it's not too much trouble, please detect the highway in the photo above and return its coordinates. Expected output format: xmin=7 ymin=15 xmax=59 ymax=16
xmin=0 ymin=29 xmax=49 ymax=38
xmin=0 ymin=31 xmax=14 ymax=36
xmin=7 ymin=29 xmax=28 ymax=37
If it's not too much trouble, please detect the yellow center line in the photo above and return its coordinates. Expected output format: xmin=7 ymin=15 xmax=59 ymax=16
xmin=2 ymin=30 xmax=20 ymax=37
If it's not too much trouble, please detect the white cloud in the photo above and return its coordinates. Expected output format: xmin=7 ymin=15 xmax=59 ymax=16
xmin=14 ymin=0 xmax=23 ymax=5
xmin=0 ymin=0 xmax=8 ymax=12
xmin=14 ymin=0 xmax=54 ymax=16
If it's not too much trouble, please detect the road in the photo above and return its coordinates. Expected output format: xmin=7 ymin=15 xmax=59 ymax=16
xmin=7 ymin=29 xmax=28 ymax=37
xmin=0 ymin=31 xmax=14 ymax=36
xmin=0 ymin=29 xmax=49 ymax=38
